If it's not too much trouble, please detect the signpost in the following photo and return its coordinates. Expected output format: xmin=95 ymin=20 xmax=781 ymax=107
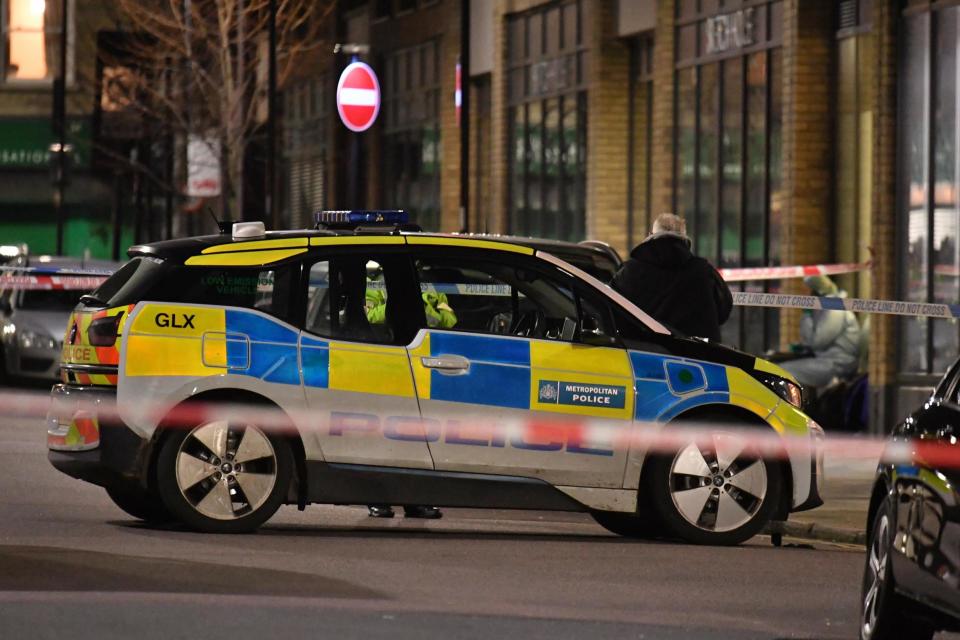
xmin=336 ymin=61 xmax=380 ymax=133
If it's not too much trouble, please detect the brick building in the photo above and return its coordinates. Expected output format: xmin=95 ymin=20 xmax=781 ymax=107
xmin=290 ymin=0 xmax=960 ymax=430
xmin=0 ymin=1 xmax=132 ymax=258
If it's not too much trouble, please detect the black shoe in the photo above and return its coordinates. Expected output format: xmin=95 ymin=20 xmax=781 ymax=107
xmin=403 ymin=506 xmax=442 ymax=519
xmin=368 ymin=505 xmax=395 ymax=518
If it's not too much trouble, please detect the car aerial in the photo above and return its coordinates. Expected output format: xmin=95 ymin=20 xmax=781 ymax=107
xmin=1 ymin=256 xmax=119 ymax=383
xmin=860 ymin=360 xmax=960 ymax=639
xmin=46 ymin=211 xmax=822 ymax=544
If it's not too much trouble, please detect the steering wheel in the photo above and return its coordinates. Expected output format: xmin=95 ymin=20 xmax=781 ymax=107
xmin=512 ymin=310 xmax=544 ymax=338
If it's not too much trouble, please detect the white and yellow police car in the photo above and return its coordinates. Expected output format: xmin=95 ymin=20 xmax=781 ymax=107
xmin=47 ymin=211 xmax=822 ymax=544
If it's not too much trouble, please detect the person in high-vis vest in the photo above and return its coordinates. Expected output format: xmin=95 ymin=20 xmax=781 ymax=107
xmin=364 ymin=281 xmax=456 ymax=519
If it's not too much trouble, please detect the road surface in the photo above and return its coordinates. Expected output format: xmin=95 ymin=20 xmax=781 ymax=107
xmin=0 ymin=397 xmax=883 ymax=639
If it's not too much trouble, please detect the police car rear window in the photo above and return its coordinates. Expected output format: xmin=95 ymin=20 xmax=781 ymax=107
xmin=85 ymin=258 xmax=295 ymax=322
xmin=84 ymin=257 xmax=167 ymax=308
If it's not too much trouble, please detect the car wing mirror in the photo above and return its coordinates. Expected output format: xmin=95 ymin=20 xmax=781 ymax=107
xmin=579 ymin=315 xmax=618 ymax=347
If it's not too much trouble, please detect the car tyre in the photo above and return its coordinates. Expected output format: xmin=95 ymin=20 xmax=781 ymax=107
xmin=591 ymin=510 xmax=661 ymax=539
xmin=860 ymin=498 xmax=936 ymax=640
xmin=156 ymin=418 xmax=292 ymax=534
xmin=105 ymin=483 xmax=174 ymax=524
xmin=647 ymin=425 xmax=781 ymax=545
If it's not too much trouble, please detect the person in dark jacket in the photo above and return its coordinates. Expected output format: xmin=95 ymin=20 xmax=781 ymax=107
xmin=611 ymin=213 xmax=733 ymax=342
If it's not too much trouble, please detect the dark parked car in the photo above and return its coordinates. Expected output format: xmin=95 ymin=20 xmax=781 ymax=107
xmin=861 ymin=361 xmax=960 ymax=639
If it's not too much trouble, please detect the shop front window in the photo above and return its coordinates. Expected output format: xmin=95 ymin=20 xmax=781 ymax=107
xmin=507 ymin=0 xmax=587 ymax=241
xmin=674 ymin=0 xmax=783 ymax=353
xmin=898 ymin=7 xmax=960 ymax=376
xmin=382 ymin=40 xmax=441 ymax=230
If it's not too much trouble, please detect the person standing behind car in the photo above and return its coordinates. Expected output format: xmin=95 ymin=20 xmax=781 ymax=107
xmin=611 ymin=213 xmax=732 ymax=342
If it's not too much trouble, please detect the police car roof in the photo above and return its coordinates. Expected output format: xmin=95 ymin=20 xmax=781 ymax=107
xmin=128 ymin=228 xmax=619 ymax=265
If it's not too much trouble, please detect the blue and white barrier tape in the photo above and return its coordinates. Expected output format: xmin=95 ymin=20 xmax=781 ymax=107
xmin=733 ymin=292 xmax=960 ymax=319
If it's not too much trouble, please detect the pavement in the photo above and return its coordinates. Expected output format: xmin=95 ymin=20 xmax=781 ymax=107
xmin=769 ymin=450 xmax=876 ymax=545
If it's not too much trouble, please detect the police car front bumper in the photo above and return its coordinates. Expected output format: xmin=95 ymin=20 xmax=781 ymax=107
xmin=47 ymin=384 xmax=151 ymax=489
xmin=793 ymin=419 xmax=825 ymax=512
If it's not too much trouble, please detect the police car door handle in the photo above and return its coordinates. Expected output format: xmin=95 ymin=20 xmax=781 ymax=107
xmin=421 ymin=355 xmax=470 ymax=374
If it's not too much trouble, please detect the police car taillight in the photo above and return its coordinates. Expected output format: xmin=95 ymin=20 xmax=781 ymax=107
xmin=88 ymin=313 xmax=123 ymax=347
xmin=314 ymin=210 xmax=408 ymax=225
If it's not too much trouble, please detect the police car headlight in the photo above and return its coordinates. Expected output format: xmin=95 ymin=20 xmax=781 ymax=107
xmin=18 ymin=328 xmax=56 ymax=350
xmin=755 ymin=372 xmax=803 ymax=409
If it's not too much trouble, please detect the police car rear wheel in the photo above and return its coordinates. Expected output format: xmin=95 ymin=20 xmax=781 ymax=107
xmin=649 ymin=429 xmax=781 ymax=545
xmin=156 ymin=420 xmax=292 ymax=534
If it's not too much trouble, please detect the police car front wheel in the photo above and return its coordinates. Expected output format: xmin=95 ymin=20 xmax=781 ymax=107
xmin=156 ymin=420 xmax=293 ymax=533
xmin=648 ymin=429 xmax=781 ymax=545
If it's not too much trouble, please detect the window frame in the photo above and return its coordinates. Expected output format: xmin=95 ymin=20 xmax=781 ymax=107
xmin=0 ymin=0 xmax=74 ymax=86
xmin=408 ymin=247 xmax=622 ymax=347
xmin=297 ymin=246 xmax=422 ymax=347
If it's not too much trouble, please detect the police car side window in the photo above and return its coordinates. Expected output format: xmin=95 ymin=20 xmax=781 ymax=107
xmin=305 ymin=256 xmax=396 ymax=344
xmin=414 ymin=257 xmax=582 ymax=341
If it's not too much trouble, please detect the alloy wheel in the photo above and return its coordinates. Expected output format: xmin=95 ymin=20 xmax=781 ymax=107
xmin=862 ymin=512 xmax=890 ymax=639
xmin=175 ymin=421 xmax=278 ymax=521
xmin=668 ymin=432 xmax=768 ymax=533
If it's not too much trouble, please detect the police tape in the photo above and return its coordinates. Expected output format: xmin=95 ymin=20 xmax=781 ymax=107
xmin=0 ymin=264 xmax=116 ymax=275
xmin=732 ymin=292 xmax=960 ymax=319
xmin=0 ymin=275 xmax=108 ymax=291
xmin=0 ymin=387 xmax=949 ymax=469
xmin=720 ymin=260 xmax=870 ymax=282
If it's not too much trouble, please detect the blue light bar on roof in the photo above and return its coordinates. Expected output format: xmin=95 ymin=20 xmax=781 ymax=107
xmin=314 ymin=210 xmax=408 ymax=225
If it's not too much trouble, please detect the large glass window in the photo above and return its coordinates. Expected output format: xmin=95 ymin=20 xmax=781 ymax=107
xmin=674 ymin=0 xmax=782 ymax=352
xmin=382 ymin=41 xmax=441 ymax=230
xmin=507 ymin=0 xmax=587 ymax=241
xmin=898 ymin=7 xmax=960 ymax=375
xmin=1 ymin=0 xmax=68 ymax=82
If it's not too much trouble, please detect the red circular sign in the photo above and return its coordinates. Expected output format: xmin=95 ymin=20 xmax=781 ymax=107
xmin=337 ymin=61 xmax=381 ymax=133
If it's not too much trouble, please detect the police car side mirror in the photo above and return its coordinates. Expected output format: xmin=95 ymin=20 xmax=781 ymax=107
xmin=579 ymin=315 xmax=618 ymax=348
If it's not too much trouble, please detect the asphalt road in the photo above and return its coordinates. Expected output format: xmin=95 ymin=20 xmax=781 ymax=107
xmin=0 ymin=391 xmax=885 ymax=640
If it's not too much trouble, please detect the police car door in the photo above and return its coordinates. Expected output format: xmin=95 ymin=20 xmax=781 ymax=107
xmin=300 ymin=247 xmax=433 ymax=469
xmin=407 ymin=249 xmax=632 ymax=488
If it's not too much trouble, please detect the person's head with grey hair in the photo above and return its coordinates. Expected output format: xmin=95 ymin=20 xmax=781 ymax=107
xmin=648 ymin=213 xmax=690 ymax=246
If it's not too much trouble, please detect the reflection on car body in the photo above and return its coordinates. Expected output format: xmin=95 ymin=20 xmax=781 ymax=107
xmin=861 ymin=359 xmax=960 ymax=639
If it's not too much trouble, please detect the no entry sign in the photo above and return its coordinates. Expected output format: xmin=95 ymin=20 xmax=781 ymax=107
xmin=337 ymin=61 xmax=380 ymax=132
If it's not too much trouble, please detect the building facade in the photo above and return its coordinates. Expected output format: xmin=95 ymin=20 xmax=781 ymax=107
xmin=0 ymin=0 xmax=149 ymax=259
xmin=287 ymin=0 xmax=953 ymax=431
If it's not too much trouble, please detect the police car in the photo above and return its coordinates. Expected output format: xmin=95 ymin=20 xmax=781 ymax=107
xmin=47 ymin=211 xmax=823 ymax=544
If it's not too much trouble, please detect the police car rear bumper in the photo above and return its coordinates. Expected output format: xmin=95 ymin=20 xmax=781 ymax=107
xmin=46 ymin=384 xmax=150 ymax=489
